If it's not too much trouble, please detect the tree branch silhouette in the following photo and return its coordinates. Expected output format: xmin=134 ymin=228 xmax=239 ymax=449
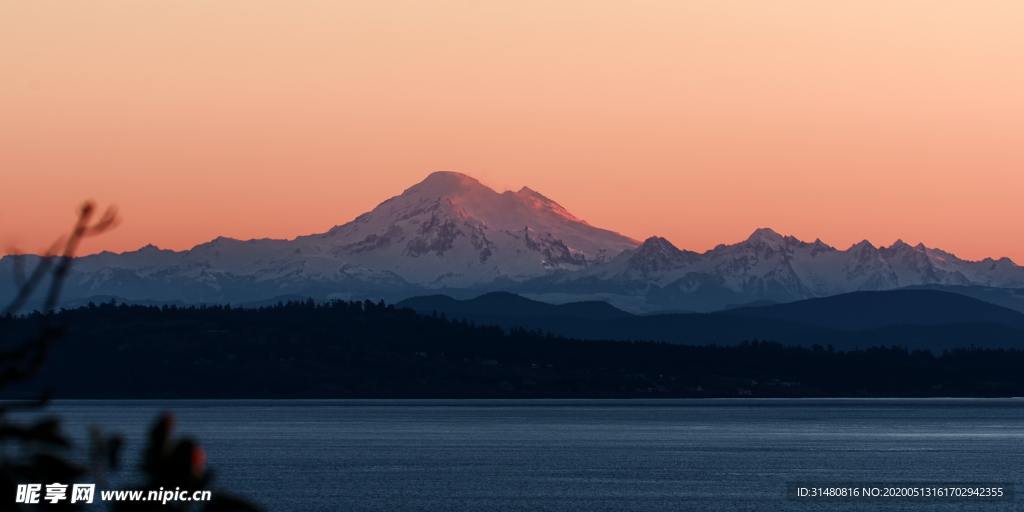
xmin=1 ymin=202 xmax=259 ymax=511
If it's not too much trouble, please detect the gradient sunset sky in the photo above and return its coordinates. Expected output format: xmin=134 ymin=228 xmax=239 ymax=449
xmin=3 ymin=1 xmax=1023 ymax=261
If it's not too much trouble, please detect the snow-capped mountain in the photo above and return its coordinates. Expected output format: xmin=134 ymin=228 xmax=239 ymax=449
xmin=522 ymin=227 xmax=1024 ymax=312
xmin=0 ymin=172 xmax=638 ymax=305
xmin=2 ymin=172 xmax=1022 ymax=312
xmin=297 ymin=171 xmax=637 ymax=287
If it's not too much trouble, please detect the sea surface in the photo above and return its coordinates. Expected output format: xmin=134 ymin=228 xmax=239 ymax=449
xmin=13 ymin=399 xmax=1024 ymax=511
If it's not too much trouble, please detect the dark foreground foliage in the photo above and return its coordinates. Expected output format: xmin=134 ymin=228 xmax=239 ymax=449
xmin=1 ymin=203 xmax=258 ymax=511
xmin=3 ymin=299 xmax=1024 ymax=398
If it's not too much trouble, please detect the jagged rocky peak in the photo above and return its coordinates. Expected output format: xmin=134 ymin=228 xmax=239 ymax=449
xmin=624 ymin=236 xmax=696 ymax=274
xmin=879 ymin=239 xmax=932 ymax=261
xmin=135 ymin=243 xmax=166 ymax=254
xmin=740 ymin=227 xmax=804 ymax=250
xmin=807 ymin=238 xmax=836 ymax=255
xmin=846 ymin=240 xmax=882 ymax=263
xmin=994 ymin=256 xmax=1017 ymax=265
xmin=888 ymin=239 xmax=915 ymax=251
xmin=746 ymin=227 xmax=786 ymax=243
xmin=734 ymin=228 xmax=839 ymax=254
xmin=849 ymin=239 xmax=877 ymax=252
xmin=187 ymin=236 xmax=241 ymax=254
xmin=637 ymin=236 xmax=682 ymax=255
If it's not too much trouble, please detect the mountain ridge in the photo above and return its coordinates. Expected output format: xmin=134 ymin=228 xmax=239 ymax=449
xmin=523 ymin=227 xmax=1024 ymax=312
xmin=398 ymin=289 xmax=1024 ymax=350
xmin=2 ymin=171 xmax=1022 ymax=311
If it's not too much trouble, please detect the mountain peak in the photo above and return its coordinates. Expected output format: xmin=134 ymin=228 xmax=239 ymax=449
xmin=744 ymin=227 xmax=791 ymax=247
xmin=424 ymin=170 xmax=477 ymax=181
xmin=889 ymin=239 xmax=914 ymax=250
xmin=511 ymin=186 xmax=581 ymax=223
xmin=514 ymin=186 xmax=556 ymax=206
xmin=748 ymin=227 xmax=783 ymax=240
xmin=984 ymin=256 xmax=1018 ymax=267
xmin=403 ymin=171 xmax=491 ymax=198
xmin=850 ymin=239 xmax=877 ymax=251
xmin=626 ymin=236 xmax=693 ymax=273
xmin=639 ymin=236 xmax=679 ymax=252
xmin=314 ymin=171 xmax=638 ymax=283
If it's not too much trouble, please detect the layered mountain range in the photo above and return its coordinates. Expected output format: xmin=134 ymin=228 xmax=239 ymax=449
xmin=526 ymin=226 xmax=1024 ymax=311
xmin=399 ymin=290 xmax=1024 ymax=350
xmin=2 ymin=171 xmax=1022 ymax=312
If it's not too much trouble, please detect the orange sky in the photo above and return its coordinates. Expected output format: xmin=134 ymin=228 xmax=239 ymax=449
xmin=2 ymin=1 xmax=1023 ymax=261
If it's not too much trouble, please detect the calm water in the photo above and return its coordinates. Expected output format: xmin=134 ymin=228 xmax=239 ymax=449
xmin=16 ymin=399 xmax=1024 ymax=511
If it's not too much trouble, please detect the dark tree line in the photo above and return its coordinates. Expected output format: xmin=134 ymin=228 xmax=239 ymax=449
xmin=4 ymin=298 xmax=1024 ymax=398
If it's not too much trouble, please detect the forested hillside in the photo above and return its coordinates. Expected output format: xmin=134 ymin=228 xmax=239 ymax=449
xmin=3 ymin=301 xmax=1023 ymax=398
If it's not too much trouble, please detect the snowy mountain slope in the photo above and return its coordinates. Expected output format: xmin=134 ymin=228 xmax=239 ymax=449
xmin=0 ymin=172 xmax=638 ymax=305
xmin=520 ymin=227 xmax=1024 ymax=311
xmin=293 ymin=172 xmax=637 ymax=287
xmin=2 ymin=172 xmax=1022 ymax=312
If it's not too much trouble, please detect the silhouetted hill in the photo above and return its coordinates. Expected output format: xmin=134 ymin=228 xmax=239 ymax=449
xmin=725 ymin=289 xmax=1024 ymax=330
xmin=902 ymin=284 xmax=1024 ymax=314
xmin=5 ymin=301 xmax=1024 ymax=398
xmin=399 ymin=290 xmax=1024 ymax=350
xmin=399 ymin=292 xmax=632 ymax=320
